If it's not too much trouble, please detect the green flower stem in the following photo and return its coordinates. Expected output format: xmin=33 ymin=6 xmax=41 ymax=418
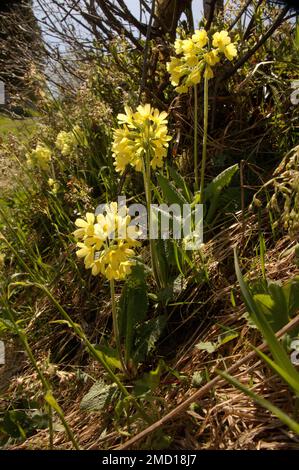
xmin=143 ymin=148 xmax=162 ymax=290
xmin=199 ymin=74 xmax=209 ymax=204
xmin=194 ymin=84 xmax=199 ymax=192
xmin=110 ymin=278 xmax=127 ymax=374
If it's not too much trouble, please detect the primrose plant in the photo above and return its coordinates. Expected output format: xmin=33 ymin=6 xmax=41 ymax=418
xmin=167 ymin=29 xmax=238 ymax=198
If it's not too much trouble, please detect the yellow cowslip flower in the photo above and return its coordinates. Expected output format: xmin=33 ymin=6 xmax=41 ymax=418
xmin=223 ymin=42 xmax=237 ymax=61
xmin=26 ymin=144 xmax=51 ymax=171
xmin=76 ymin=242 xmax=95 ymax=269
xmin=74 ymin=212 xmax=96 ymax=238
xmin=134 ymin=103 xmax=153 ymax=121
xmin=174 ymin=38 xmax=185 ymax=55
xmin=56 ymin=126 xmax=84 ymax=156
xmin=204 ymin=50 xmax=220 ymax=67
xmin=112 ymin=103 xmax=172 ymax=175
xmin=192 ymin=29 xmax=208 ymax=48
xmin=212 ymin=31 xmax=231 ymax=51
xmin=117 ymin=105 xmax=136 ymax=127
xmin=73 ymin=203 xmax=140 ymax=281
xmin=167 ymin=28 xmax=238 ymax=94
xmin=92 ymin=242 xmax=136 ymax=280
xmin=181 ymin=38 xmax=196 ymax=54
xmin=204 ymin=66 xmax=214 ymax=80
xmin=188 ymin=68 xmax=202 ymax=86
xmin=176 ymin=84 xmax=189 ymax=94
xmin=56 ymin=131 xmax=73 ymax=156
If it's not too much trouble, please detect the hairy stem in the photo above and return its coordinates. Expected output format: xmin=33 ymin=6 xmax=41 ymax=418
xmin=194 ymin=84 xmax=199 ymax=192
xmin=200 ymin=74 xmax=209 ymax=203
xmin=143 ymin=141 xmax=162 ymax=290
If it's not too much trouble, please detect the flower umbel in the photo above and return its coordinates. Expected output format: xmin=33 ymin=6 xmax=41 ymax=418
xmin=167 ymin=29 xmax=238 ymax=93
xmin=112 ymin=104 xmax=172 ymax=174
xmin=56 ymin=126 xmax=85 ymax=156
xmin=73 ymin=203 xmax=140 ymax=281
xmin=26 ymin=144 xmax=51 ymax=170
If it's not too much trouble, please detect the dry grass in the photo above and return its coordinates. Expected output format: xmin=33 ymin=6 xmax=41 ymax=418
xmin=3 ymin=205 xmax=299 ymax=450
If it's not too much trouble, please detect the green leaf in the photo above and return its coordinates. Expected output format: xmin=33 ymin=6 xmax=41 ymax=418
xmin=0 ymin=318 xmax=17 ymax=333
xmin=218 ymin=369 xmax=299 ymax=435
xmin=118 ymin=265 xmax=148 ymax=364
xmin=283 ymin=277 xmax=299 ymax=317
xmin=218 ymin=332 xmax=239 ymax=346
xmin=94 ymin=345 xmax=122 ymax=370
xmin=205 ymin=164 xmax=239 ymax=201
xmin=50 ymin=319 xmax=81 ymax=329
xmin=155 ymin=238 xmax=169 ymax=285
xmin=250 ymin=277 xmax=299 ymax=332
xmin=205 ymin=164 xmax=239 ymax=223
xmin=254 ymin=290 xmax=289 ymax=332
xmin=234 ymin=249 xmax=298 ymax=377
xmin=157 ymin=173 xmax=188 ymax=207
xmin=80 ymin=380 xmax=117 ymax=412
xmin=167 ymin=166 xmax=192 ymax=203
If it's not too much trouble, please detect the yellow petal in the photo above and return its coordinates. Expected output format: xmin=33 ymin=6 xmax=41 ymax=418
xmin=75 ymin=218 xmax=87 ymax=228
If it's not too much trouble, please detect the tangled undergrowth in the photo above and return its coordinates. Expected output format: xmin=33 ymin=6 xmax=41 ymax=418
xmin=0 ymin=2 xmax=299 ymax=450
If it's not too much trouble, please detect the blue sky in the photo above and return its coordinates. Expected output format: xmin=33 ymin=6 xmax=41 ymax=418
xmin=33 ymin=0 xmax=205 ymax=45
xmin=126 ymin=0 xmax=204 ymax=26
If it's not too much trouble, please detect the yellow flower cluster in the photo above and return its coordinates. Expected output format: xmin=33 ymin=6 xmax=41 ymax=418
xmin=56 ymin=125 xmax=84 ymax=156
xmin=167 ymin=29 xmax=237 ymax=93
xmin=112 ymin=104 xmax=172 ymax=174
xmin=26 ymin=144 xmax=51 ymax=171
xmin=74 ymin=202 xmax=140 ymax=281
xmin=48 ymin=178 xmax=59 ymax=194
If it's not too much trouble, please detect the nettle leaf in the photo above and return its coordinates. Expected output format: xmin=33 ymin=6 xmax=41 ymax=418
xmin=133 ymin=315 xmax=167 ymax=363
xmin=80 ymin=380 xmax=118 ymax=412
xmin=196 ymin=341 xmax=217 ymax=354
xmin=118 ymin=265 xmax=148 ymax=363
xmin=191 ymin=371 xmax=204 ymax=387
